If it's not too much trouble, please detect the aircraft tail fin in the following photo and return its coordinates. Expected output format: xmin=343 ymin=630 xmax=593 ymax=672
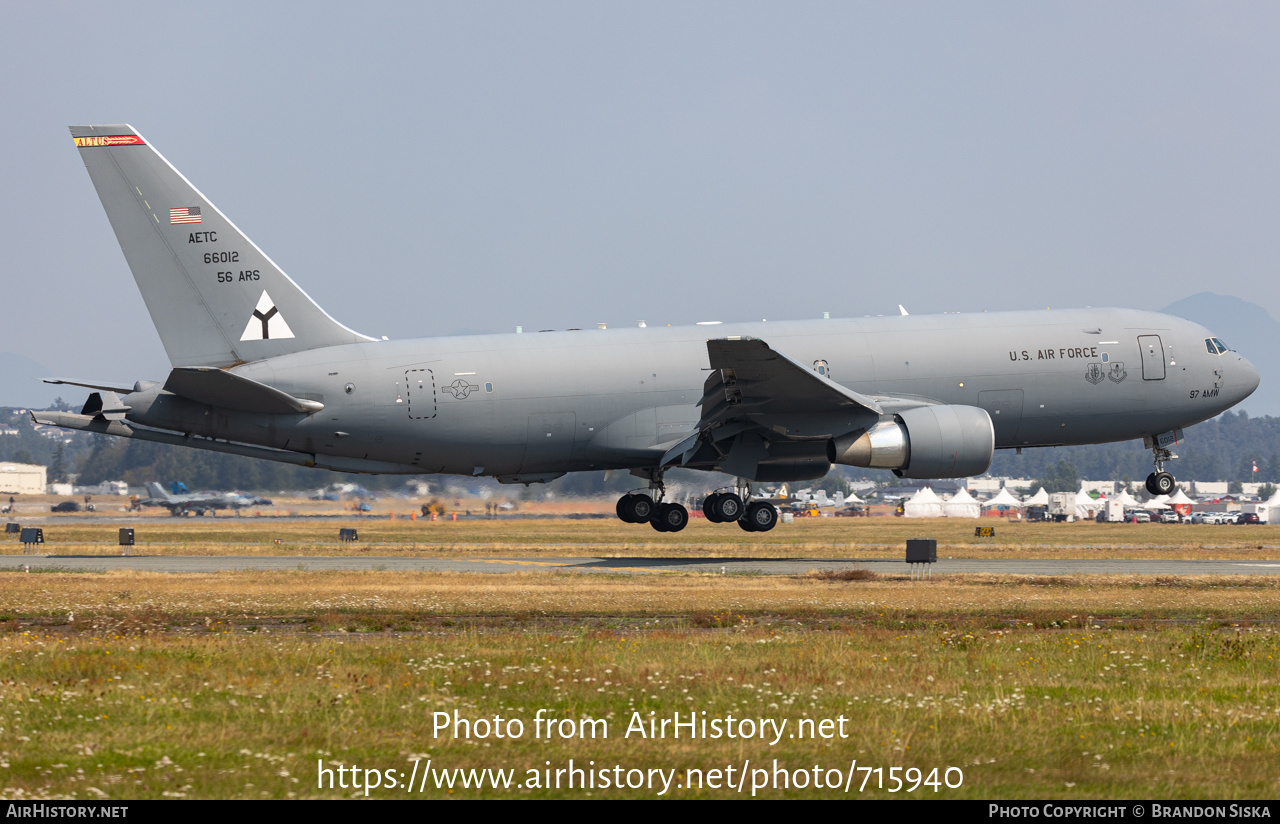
xmin=145 ymin=482 xmax=172 ymax=500
xmin=70 ymin=125 xmax=374 ymax=367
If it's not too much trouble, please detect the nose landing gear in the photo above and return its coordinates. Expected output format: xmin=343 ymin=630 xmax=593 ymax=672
xmin=1145 ymin=441 xmax=1178 ymax=496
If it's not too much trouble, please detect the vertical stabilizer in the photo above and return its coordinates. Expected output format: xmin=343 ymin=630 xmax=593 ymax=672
xmin=70 ymin=125 xmax=374 ymax=367
xmin=145 ymin=482 xmax=172 ymax=501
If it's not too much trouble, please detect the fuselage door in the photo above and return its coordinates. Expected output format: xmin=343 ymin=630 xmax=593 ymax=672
xmin=405 ymin=368 xmax=436 ymax=419
xmin=1138 ymin=335 xmax=1166 ymax=381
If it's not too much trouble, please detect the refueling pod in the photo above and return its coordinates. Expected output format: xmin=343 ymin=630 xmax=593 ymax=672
xmin=828 ymin=404 xmax=994 ymax=479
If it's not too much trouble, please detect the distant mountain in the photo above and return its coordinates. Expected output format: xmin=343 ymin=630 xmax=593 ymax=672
xmin=1162 ymin=293 xmax=1280 ymax=417
xmin=0 ymin=352 xmax=63 ymax=409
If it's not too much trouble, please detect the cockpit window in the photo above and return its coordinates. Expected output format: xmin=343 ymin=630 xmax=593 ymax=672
xmin=1205 ymin=337 xmax=1229 ymax=355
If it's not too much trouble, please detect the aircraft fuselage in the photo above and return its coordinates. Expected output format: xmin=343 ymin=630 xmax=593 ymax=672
xmin=119 ymin=306 xmax=1258 ymax=479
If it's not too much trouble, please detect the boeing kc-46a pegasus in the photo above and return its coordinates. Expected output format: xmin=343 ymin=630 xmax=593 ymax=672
xmin=37 ymin=125 xmax=1260 ymax=532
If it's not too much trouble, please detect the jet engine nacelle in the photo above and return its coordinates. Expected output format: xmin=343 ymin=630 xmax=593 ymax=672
xmin=828 ymin=404 xmax=994 ymax=479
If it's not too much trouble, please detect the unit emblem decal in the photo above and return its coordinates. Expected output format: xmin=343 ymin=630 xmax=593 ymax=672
xmin=1107 ymin=362 xmax=1127 ymax=384
xmin=240 ymin=291 xmax=295 ymax=341
xmin=72 ymin=135 xmax=146 ymax=148
xmin=1085 ymin=362 xmax=1105 ymax=385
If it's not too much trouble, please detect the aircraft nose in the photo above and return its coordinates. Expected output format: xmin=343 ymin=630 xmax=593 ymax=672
xmin=1235 ymin=354 xmax=1261 ymax=400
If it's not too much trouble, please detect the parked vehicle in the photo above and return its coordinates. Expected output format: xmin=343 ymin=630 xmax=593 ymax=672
xmin=1158 ymin=511 xmax=1181 ymax=524
xmin=1237 ymin=513 xmax=1261 ymax=525
xmin=833 ymin=505 xmax=867 ymax=517
xmin=1048 ymin=492 xmax=1076 ymax=522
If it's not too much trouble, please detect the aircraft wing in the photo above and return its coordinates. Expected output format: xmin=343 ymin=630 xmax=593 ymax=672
xmin=702 ymin=338 xmax=883 ymax=418
xmin=662 ymin=337 xmax=892 ymax=469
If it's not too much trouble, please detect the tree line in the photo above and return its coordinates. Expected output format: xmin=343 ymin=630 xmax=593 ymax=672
xmin=4 ymin=407 xmax=1279 ymax=494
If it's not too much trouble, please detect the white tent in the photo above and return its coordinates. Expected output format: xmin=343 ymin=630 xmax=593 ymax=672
xmin=903 ymin=487 xmax=944 ymax=518
xmin=843 ymin=491 xmax=863 ymax=505
xmin=1074 ymin=490 xmax=1102 ymax=520
xmin=1259 ymin=490 xmax=1280 ymax=523
xmin=1144 ymin=495 xmax=1170 ymax=510
xmin=1113 ymin=489 xmax=1139 ymax=508
xmin=983 ymin=488 xmax=1023 ymax=509
xmin=943 ymin=488 xmax=981 ymax=518
xmin=1023 ymin=487 xmax=1050 ymax=506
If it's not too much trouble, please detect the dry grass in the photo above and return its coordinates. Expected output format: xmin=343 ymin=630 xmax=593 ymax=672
xmin=799 ymin=569 xmax=879 ymax=582
xmin=4 ymin=517 xmax=1280 ymax=560
xmin=1 ymin=516 xmax=1277 ymax=799
xmin=1 ymin=569 xmax=1279 ymax=633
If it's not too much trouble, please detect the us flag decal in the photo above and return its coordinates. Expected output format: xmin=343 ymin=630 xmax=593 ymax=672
xmin=170 ymin=207 xmax=201 ymax=225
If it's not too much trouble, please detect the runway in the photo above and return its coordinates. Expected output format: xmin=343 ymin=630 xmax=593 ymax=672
xmin=2 ymin=554 xmax=1278 ymax=576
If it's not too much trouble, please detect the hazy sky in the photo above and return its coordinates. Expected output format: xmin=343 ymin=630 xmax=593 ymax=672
xmin=3 ymin=2 xmax=1279 ymax=384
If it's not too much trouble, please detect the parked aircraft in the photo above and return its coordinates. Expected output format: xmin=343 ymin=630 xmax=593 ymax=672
xmin=138 ymin=482 xmax=269 ymax=516
xmin=37 ymin=125 xmax=1260 ymax=533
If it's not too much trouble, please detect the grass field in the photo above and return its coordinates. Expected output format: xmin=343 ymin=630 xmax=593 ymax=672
xmin=5 ymin=517 xmax=1280 ymax=560
xmin=1 ymin=562 xmax=1278 ymax=799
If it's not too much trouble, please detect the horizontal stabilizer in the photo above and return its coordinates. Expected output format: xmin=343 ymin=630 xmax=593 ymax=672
xmin=44 ymin=377 xmax=137 ymax=393
xmin=163 ymin=367 xmax=323 ymax=414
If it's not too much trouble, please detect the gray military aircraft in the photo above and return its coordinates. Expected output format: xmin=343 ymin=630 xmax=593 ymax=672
xmin=138 ymin=482 xmax=264 ymax=516
xmin=36 ymin=125 xmax=1260 ymax=533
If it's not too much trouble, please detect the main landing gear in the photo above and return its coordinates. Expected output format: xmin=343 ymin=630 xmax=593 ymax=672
xmin=616 ymin=492 xmax=690 ymax=532
xmin=1145 ymin=442 xmax=1177 ymax=496
xmin=615 ymin=478 xmax=778 ymax=533
xmin=703 ymin=490 xmax=779 ymax=532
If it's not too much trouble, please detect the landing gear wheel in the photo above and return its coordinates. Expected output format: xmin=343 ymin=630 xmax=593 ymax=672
xmin=737 ymin=516 xmax=757 ymax=532
xmin=628 ymin=495 xmax=656 ymax=523
xmin=617 ymin=494 xmax=655 ymax=523
xmin=703 ymin=493 xmax=724 ymax=523
xmin=651 ymin=503 xmax=688 ymax=533
xmin=1146 ymin=472 xmax=1175 ymax=496
xmin=744 ymin=501 xmax=778 ymax=533
xmin=710 ymin=493 xmax=744 ymax=523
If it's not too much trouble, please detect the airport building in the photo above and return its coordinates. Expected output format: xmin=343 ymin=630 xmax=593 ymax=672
xmin=0 ymin=462 xmax=47 ymax=495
